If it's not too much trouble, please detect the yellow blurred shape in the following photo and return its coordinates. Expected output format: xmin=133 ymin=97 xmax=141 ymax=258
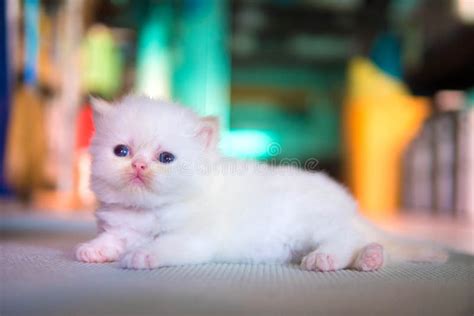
xmin=344 ymin=57 xmax=430 ymax=219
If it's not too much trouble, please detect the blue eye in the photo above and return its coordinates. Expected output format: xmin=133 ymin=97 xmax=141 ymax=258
xmin=113 ymin=144 xmax=129 ymax=157
xmin=158 ymin=151 xmax=175 ymax=164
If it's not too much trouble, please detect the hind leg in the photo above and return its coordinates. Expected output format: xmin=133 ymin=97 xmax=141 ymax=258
xmin=301 ymin=238 xmax=361 ymax=272
xmin=352 ymin=242 xmax=384 ymax=271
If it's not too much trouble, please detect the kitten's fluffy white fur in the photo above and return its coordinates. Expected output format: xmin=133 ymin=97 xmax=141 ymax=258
xmin=76 ymin=95 xmax=443 ymax=271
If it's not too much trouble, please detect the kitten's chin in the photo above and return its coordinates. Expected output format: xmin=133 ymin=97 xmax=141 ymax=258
xmin=92 ymin=178 xmax=170 ymax=209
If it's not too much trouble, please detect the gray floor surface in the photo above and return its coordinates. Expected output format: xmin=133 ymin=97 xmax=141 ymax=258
xmin=1 ymin=219 xmax=473 ymax=316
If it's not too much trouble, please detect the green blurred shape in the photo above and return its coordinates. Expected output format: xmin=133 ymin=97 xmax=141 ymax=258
xmin=82 ymin=25 xmax=123 ymax=98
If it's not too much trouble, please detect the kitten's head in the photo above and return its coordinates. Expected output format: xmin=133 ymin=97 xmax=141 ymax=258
xmin=89 ymin=95 xmax=219 ymax=208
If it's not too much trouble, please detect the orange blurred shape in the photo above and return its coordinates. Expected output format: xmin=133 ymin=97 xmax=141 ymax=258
xmin=343 ymin=57 xmax=430 ymax=219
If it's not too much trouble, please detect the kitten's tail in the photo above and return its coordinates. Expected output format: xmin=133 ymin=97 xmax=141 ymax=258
xmin=353 ymin=215 xmax=449 ymax=264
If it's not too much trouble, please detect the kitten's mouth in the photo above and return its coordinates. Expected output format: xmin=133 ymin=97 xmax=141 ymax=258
xmin=130 ymin=173 xmax=147 ymax=186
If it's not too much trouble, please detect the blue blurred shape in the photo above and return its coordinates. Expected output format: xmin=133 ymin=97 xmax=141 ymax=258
xmin=23 ymin=0 xmax=39 ymax=86
xmin=0 ymin=0 xmax=11 ymax=195
xmin=370 ymin=32 xmax=402 ymax=79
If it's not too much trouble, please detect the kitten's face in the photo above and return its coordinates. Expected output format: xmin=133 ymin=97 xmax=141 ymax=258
xmin=90 ymin=96 xmax=218 ymax=208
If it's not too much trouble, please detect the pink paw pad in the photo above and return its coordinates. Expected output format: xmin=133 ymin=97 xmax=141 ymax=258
xmin=355 ymin=243 xmax=384 ymax=271
xmin=301 ymin=252 xmax=336 ymax=272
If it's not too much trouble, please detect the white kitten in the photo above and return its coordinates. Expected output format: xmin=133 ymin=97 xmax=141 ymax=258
xmin=76 ymin=95 xmax=445 ymax=271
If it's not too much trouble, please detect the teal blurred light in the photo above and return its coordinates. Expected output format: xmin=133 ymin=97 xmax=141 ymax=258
xmin=173 ymin=0 xmax=230 ymax=130
xmin=135 ymin=2 xmax=172 ymax=98
xmin=221 ymin=130 xmax=277 ymax=159
xmin=173 ymin=0 xmax=254 ymax=157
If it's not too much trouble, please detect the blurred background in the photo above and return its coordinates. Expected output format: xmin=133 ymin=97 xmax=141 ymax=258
xmin=0 ymin=0 xmax=473 ymax=252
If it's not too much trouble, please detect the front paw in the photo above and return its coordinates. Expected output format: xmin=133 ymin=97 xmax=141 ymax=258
xmin=120 ymin=248 xmax=159 ymax=270
xmin=76 ymin=241 xmax=123 ymax=263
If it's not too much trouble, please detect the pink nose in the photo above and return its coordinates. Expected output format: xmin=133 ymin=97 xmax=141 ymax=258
xmin=132 ymin=160 xmax=148 ymax=171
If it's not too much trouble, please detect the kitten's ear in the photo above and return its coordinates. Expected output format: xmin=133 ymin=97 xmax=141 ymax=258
xmin=196 ymin=116 xmax=220 ymax=150
xmin=89 ymin=96 xmax=112 ymax=118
